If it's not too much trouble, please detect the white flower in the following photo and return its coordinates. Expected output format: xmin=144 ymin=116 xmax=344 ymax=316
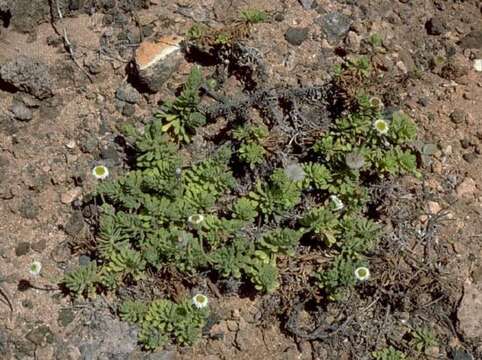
xmin=192 ymin=294 xmax=209 ymax=309
xmin=188 ymin=214 xmax=204 ymax=225
xmin=330 ymin=195 xmax=344 ymax=211
xmin=29 ymin=261 xmax=42 ymax=276
xmin=373 ymin=119 xmax=389 ymax=135
xmin=92 ymin=165 xmax=109 ymax=180
xmin=354 ymin=267 xmax=370 ymax=281
xmin=369 ymin=96 xmax=384 ymax=111
xmin=474 ymin=59 xmax=482 ymax=72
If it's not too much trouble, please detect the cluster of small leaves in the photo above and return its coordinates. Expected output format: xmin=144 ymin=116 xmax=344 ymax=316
xmin=372 ymin=346 xmax=407 ymax=360
xmin=120 ymin=298 xmax=208 ymax=350
xmin=155 ymin=66 xmax=206 ymax=143
xmin=233 ymin=123 xmax=268 ymax=168
xmin=240 ymin=9 xmax=268 ymax=24
xmin=409 ymin=327 xmax=438 ymax=353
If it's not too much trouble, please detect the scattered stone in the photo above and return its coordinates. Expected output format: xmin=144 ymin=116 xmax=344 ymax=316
xmin=451 ymin=348 xmax=474 ymax=360
xmin=344 ymin=31 xmax=361 ymax=52
xmin=426 ymin=201 xmax=441 ymax=215
xmin=26 ymin=325 xmax=54 ymax=346
xmin=64 ymin=210 xmax=86 ymax=237
xmin=18 ymin=198 xmax=40 ymax=219
xmin=462 ymin=152 xmax=478 ymax=164
xmin=0 ymin=56 xmax=54 ymax=99
xmin=284 ymin=27 xmax=309 ymax=46
xmin=318 ymin=12 xmax=352 ymax=43
xmin=54 ymin=343 xmax=82 ymax=360
xmin=14 ymin=339 xmax=35 ymax=357
xmin=460 ymin=138 xmax=471 ymax=149
xmin=15 ymin=242 xmax=30 ymax=256
xmin=58 ymin=309 xmax=75 ymax=328
xmin=459 ymin=30 xmax=482 ymax=49
xmin=68 ymin=0 xmax=83 ymax=11
xmin=299 ymin=0 xmax=315 ymax=10
xmin=425 ymin=17 xmax=445 ymax=35
xmin=100 ymin=144 xmax=121 ymax=164
xmin=10 ymin=101 xmax=33 ymax=121
xmin=47 ymin=35 xmax=63 ymax=47
xmin=457 ymin=282 xmax=482 ymax=340
xmin=456 ymin=177 xmax=477 ymax=198
xmin=31 ymin=238 xmax=47 ymax=253
xmin=115 ymin=83 xmax=141 ymax=104
xmin=122 ymin=103 xmax=136 ymax=117
xmin=450 ymin=109 xmax=467 ymax=124
xmin=440 ymin=56 xmax=469 ymax=80
xmin=61 ymin=187 xmax=82 ymax=204
xmin=130 ymin=36 xmax=184 ymax=93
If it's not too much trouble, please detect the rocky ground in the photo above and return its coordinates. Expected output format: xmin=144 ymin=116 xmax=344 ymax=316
xmin=0 ymin=0 xmax=481 ymax=359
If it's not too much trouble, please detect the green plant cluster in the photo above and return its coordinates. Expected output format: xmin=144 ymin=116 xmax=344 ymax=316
xmin=155 ymin=66 xmax=206 ymax=143
xmin=63 ymin=61 xmax=419 ymax=349
xmin=372 ymin=346 xmax=407 ymax=360
xmin=120 ymin=298 xmax=209 ymax=350
xmin=233 ymin=123 xmax=268 ymax=168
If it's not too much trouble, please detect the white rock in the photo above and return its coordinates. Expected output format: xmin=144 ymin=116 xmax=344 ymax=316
xmin=474 ymin=59 xmax=482 ymax=72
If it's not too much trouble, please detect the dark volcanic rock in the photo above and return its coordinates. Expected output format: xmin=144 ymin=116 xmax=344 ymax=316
xmin=318 ymin=12 xmax=351 ymax=43
xmin=0 ymin=56 xmax=54 ymax=99
xmin=425 ymin=17 xmax=446 ymax=36
xmin=285 ymin=27 xmax=309 ymax=46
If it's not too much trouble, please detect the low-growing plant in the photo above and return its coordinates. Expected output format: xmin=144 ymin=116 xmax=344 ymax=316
xmin=240 ymin=9 xmax=268 ymax=24
xmin=409 ymin=327 xmax=438 ymax=353
xmin=372 ymin=346 xmax=407 ymax=360
xmin=63 ymin=56 xmax=421 ymax=350
xmin=155 ymin=66 xmax=206 ymax=143
xmin=121 ymin=298 xmax=209 ymax=350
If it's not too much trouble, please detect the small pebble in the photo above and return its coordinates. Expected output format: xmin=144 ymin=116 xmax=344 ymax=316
xmin=61 ymin=187 xmax=82 ymax=204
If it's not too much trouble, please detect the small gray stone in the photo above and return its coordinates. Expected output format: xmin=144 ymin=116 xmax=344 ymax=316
xmin=69 ymin=0 xmax=83 ymax=11
xmin=450 ymin=109 xmax=467 ymax=124
xmin=298 ymin=0 xmax=315 ymax=10
xmin=463 ymin=152 xmax=478 ymax=164
xmin=318 ymin=12 xmax=352 ymax=43
xmin=101 ymin=144 xmax=121 ymax=164
xmin=451 ymin=348 xmax=474 ymax=360
xmin=26 ymin=325 xmax=54 ymax=346
xmin=79 ymin=342 xmax=98 ymax=360
xmin=64 ymin=211 xmax=86 ymax=237
xmin=458 ymin=30 xmax=482 ymax=49
xmin=122 ymin=103 xmax=136 ymax=117
xmin=115 ymin=84 xmax=141 ymax=104
xmin=10 ymin=101 xmax=33 ymax=121
xmin=31 ymin=238 xmax=46 ymax=252
xmin=285 ymin=27 xmax=309 ymax=46
xmin=425 ymin=17 xmax=445 ymax=36
xmin=18 ymin=198 xmax=39 ymax=219
xmin=58 ymin=309 xmax=75 ymax=327
xmin=15 ymin=242 xmax=30 ymax=257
